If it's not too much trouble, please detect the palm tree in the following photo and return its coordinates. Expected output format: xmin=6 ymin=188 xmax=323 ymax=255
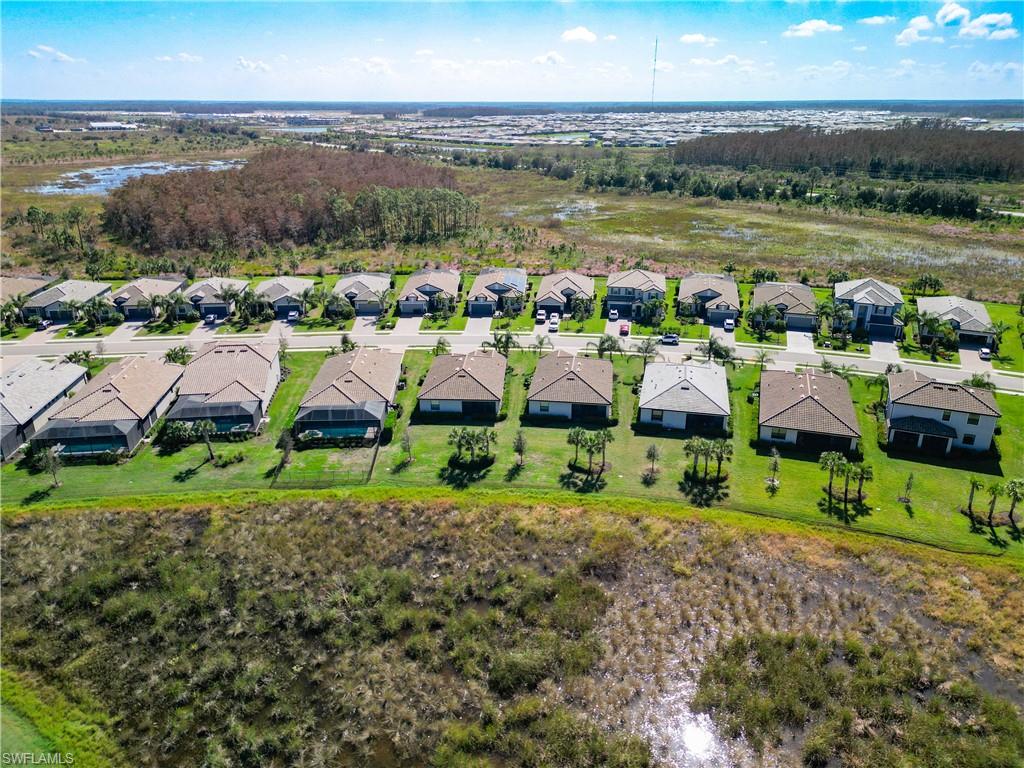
xmin=814 ymin=298 xmax=835 ymax=337
xmin=831 ymin=363 xmax=857 ymax=383
xmin=432 ymin=337 xmax=451 ymax=356
xmin=194 ymin=419 xmax=216 ymax=462
xmin=632 ymin=337 xmax=661 ymax=367
xmin=697 ymin=437 xmax=714 ymax=479
xmin=513 ymin=430 xmax=527 ymax=466
xmin=841 ymin=460 xmax=855 ymax=512
xmin=646 ymin=444 xmax=660 ymax=474
xmin=483 ymin=329 xmax=521 ymax=357
xmin=1003 ymin=478 xmax=1023 ymax=530
xmin=866 ymin=372 xmax=889 ymax=404
xmin=819 ymin=451 xmax=845 ymax=502
xmin=961 ymin=373 xmax=996 ymax=391
xmin=164 ymin=345 xmax=192 ymax=365
xmin=583 ymin=432 xmax=600 ymax=476
xmin=480 ymin=428 xmax=498 ymax=457
xmin=596 ymin=428 xmax=614 ymax=472
xmin=696 ymin=336 xmax=735 ymax=365
xmin=586 ymin=334 xmax=623 ymax=359
xmin=966 ymin=476 xmax=983 ymax=518
xmin=990 ymin=321 xmax=1011 ymax=352
xmin=567 ymin=427 xmax=586 ymax=466
xmin=530 ymin=334 xmax=552 ymax=356
xmin=448 ymin=427 xmax=467 ymax=460
xmin=853 ymin=463 xmax=873 ymax=501
xmin=987 ymin=482 xmax=1004 ymax=530
xmin=63 ymin=350 xmax=95 ymax=377
xmin=832 ymin=303 xmax=854 ymax=344
xmin=747 ymin=302 xmax=780 ymax=340
xmin=754 ymin=349 xmax=774 ymax=371
xmin=683 ymin=437 xmax=701 ymax=476
xmin=712 ymin=439 xmax=733 ymax=480
xmin=895 ymin=305 xmax=918 ymax=336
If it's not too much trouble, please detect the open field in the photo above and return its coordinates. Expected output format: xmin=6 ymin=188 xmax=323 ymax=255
xmin=2 ymin=494 xmax=1022 ymax=766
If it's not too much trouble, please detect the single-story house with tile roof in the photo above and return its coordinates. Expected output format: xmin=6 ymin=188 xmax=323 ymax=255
xmin=334 ymin=272 xmax=392 ymax=315
xmin=181 ymin=277 xmax=249 ymax=319
xmin=606 ymin=269 xmax=667 ymax=318
xmin=165 ymin=341 xmax=281 ymax=433
xmin=885 ymin=369 xmax=1000 ymax=454
xmin=535 ymin=271 xmax=595 ymax=315
xmin=758 ymin=369 xmax=861 ymax=452
xmin=527 ymin=351 xmax=614 ymax=421
xmin=915 ymin=296 xmax=995 ymax=348
xmin=31 ymin=356 xmax=183 ymax=455
xmin=1 ymin=357 xmax=88 ymax=460
xmin=1 ymin=275 xmax=52 ymax=302
xmin=254 ymin=276 xmax=316 ymax=319
xmin=399 ymin=269 xmax=461 ymax=316
xmin=110 ymin=277 xmax=187 ymax=321
xmin=418 ymin=350 xmax=507 ymax=418
xmin=677 ymin=273 xmax=741 ymax=325
xmin=22 ymin=280 xmax=111 ymax=323
xmin=750 ymin=282 xmax=817 ymax=331
xmin=467 ymin=267 xmax=528 ymax=316
xmin=833 ymin=278 xmax=905 ymax=340
xmin=638 ymin=362 xmax=730 ymax=432
xmin=294 ymin=348 xmax=403 ymax=440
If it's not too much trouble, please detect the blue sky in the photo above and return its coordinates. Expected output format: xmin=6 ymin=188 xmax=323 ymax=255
xmin=3 ymin=1 xmax=1022 ymax=101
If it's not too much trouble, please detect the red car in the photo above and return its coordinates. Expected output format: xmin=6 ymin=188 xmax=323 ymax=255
xmin=619 ymin=322 xmax=630 ymax=336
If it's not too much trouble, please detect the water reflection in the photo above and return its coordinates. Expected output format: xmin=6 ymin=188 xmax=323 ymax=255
xmin=31 ymin=159 xmax=244 ymax=196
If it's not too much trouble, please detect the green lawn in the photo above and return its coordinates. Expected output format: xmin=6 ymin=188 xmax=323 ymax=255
xmin=814 ymin=335 xmax=870 ymax=357
xmin=1 ymin=351 xmax=325 ymax=505
xmin=0 ymin=324 xmax=35 ymax=340
xmin=734 ymin=324 xmax=786 ymax=347
xmin=557 ymin=277 xmax=608 ymax=334
xmin=136 ymin=319 xmax=199 ymax=336
xmin=291 ymin=306 xmax=355 ymax=333
xmin=216 ymin=319 xmax=273 ymax=335
xmin=54 ymin=320 xmax=120 ymax=339
xmin=986 ymin=301 xmax=1024 ymax=373
xmin=898 ymin=338 xmax=961 ymax=366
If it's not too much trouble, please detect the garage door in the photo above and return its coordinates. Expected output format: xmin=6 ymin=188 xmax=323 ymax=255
xmin=469 ymin=302 xmax=495 ymax=317
xmin=785 ymin=315 xmax=816 ymax=331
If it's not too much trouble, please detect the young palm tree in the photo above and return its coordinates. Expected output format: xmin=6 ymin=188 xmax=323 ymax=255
xmin=818 ymin=451 xmax=845 ymax=501
xmin=961 ymin=373 xmax=996 ymax=391
xmin=966 ymin=476 xmax=983 ymax=518
xmin=866 ymin=372 xmax=889 ymax=404
xmin=596 ymin=428 xmax=614 ymax=472
xmin=632 ymin=336 xmax=661 ymax=367
xmin=586 ymin=334 xmax=622 ymax=359
xmin=853 ymin=463 xmax=873 ymax=501
xmin=646 ymin=444 xmax=660 ymax=474
xmin=712 ymin=439 xmax=733 ymax=480
xmin=990 ymin=321 xmax=1011 ymax=352
xmin=447 ymin=427 xmax=466 ymax=460
xmin=164 ymin=345 xmax=192 ymax=365
xmin=513 ymin=430 xmax=527 ymax=466
xmin=432 ymin=337 xmax=451 ymax=356
xmin=531 ymin=334 xmax=553 ymax=356
xmin=583 ymin=432 xmax=600 ymax=476
xmin=814 ymin=298 xmax=835 ymax=336
xmin=832 ymin=303 xmax=854 ymax=344
xmin=1003 ymin=478 xmax=1023 ymax=530
xmin=754 ymin=349 xmax=774 ymax=371
xmin=194 ymin=419 xmax=216 ymax=462
xmin=987 ymin=482 xmax=1004 ymax=530
xmin=567 ymin=426 xmax=586 ymax=465
xmin=63 ymin=350 xmax=95 ymax=377
xmin=483 ymin=329 xmax=521 ymax=357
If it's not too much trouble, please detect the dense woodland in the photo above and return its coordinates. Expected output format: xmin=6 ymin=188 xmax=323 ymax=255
xmin=672 ymin=122 xmax=1024 ymax=182
xmin=102 ymin=146 xmax=478 ymax=251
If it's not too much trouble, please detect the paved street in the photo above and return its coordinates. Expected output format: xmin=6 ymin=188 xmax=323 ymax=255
xmin=2 ymin=317 xmax=1022 ymax=394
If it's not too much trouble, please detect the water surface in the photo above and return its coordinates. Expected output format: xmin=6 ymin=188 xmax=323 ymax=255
xmin=31 ymin=159 xmax=244 ymax=196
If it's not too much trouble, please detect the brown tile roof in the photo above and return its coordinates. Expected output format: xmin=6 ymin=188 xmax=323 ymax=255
xmin=401 ymin=269 xmax=460 ymax=302
xmin=419 ymin=350 xmax=506 ymax=402
xmin=110 ymin=277 xmax=186 ymax=307
xmin=178 ymin=342 xmax=278 ymax=403
xmin=535 ymin=272 xmax=595 ymax=305
xmin=52 ymin=356 xmax=183 ymax=423
xmin=888 ymin=369 xmax=1000 ymax=416
xmin=607 ymin=269 xmax=666 ymax=293
xmin=750 ymin=282 xmax=816 ymax=315
xmin=678 ymin=273 xmax=740 ymax=311
xmin=183 ymin=277 xmax=249 ymax=303
xmin=467 ymin=268 xmax=528 ymax=302
xmin=1 ymin=276 xmax=51 ymax=301
xmin=301 ymin=348 xmax=403 ymax=407
xmin=759 ymin=369 xmax=861 ymax=438
xmin=528 ymin=351 xmax=613 ymax=406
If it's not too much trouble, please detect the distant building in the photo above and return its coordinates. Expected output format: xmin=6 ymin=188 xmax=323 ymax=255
xmin=334 ymin=273 xmax=392 ymax=315
xmin=110 ymin=277 xmax=187 ymax=321
xmin=254 ymin=276 xmax=315 ymax=319
xmin=0 ymin=275 xmax=52 ymax=302
xmin=88 ymin=121 xmax=138 ymax=131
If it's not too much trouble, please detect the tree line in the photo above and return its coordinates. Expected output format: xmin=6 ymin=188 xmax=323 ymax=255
xmin=102 ymin=146 xmax=477 ymax=251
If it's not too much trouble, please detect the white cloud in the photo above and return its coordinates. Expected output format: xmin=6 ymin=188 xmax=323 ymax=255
xmin=960 ymin=13 xmax=1017 ymax=40
xmin=679 ymin=33 xmax=719 ymax=46
xmin=936 ymin=2 xmax=970 ymax=27
xmin=895 ymin=16 xmax=943 ymax=46
xmin=783 ymin=19 xmax=842 ymax=38
xmin=415 ymin=49 xmax=434 ymax=57
xmin=967 ymin=60 xmax=1023 ymax=79
xmin=532 ymin=50 xmax=566 ymax=66
xmin=361 ymin=56 xmax=393 ymax=75
xmin=654 ymin=60 xmax=674 ymax=72
xmin=688 ymin=54 xmax=753 ymax=68
xmin=155 ymin=52 xmax=203 ymax=63
xmin=857 ymin=16 xmax=895 ymax=26
xmin=852 ymin=45 xmax=868 ymax=52
xmin=603 ymin=34 xmax=617 ymax=41
xmin=236 ymin=56 xmax=270 ymax=72
xmin=29 ymin=44 xmax=85 ymax=63
xmin=797 ymin=59 xmax=853 ymax=79
xmin=561 ymin=26 xmax=597 ymax=43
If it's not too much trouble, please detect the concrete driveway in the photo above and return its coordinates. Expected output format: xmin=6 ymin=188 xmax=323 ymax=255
xmin=465 ymin=316 xmax=493 ymax=337
xmin=393 ymin=315 xmax=424 ymax=335
xmin=960 ymin=347 xmax=994 ymax=373
xmin=350 ymin=315 xmax=379 ymax=337
xmin=108 ymin=321 xmax=146 ymax=342
xmin=786 ymin=331 xmax=815 ymax=353
xmin=870 ymin=340 xmax=901 ymax=364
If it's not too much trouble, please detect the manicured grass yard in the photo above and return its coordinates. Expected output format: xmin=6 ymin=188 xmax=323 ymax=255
xmin=986 ymin=301 xmax=1024 ymax=373
xmin=136 ymin=319 xmax=199 ymax=336
xmin=557 ymin=277 xmax=608 ymax=334
xmin=898 ymin=338 xmax=961 ymax=366
xmin=1 ymin=351 xmax=325 ymax=505
xmin=54 ymin=320 xmax=120 ymax=339
xmin=216 ymin=319 xmax=273 ymax=335
xmin=291 ymin=306 xmax=355 ymax=333
xmin=0 ymin=325 xmax=35 ymax=340
xmin=734 ymin=324 xmax=785 ymax=346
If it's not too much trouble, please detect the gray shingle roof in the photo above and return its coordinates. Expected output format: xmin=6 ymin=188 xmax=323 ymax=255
xmin=0 ymin=357 xmax=87 ymax=427
xmin=528 ymin=351 xmax=613 ymax=406
xmin=183 ymin=277 xmax=249 ymax=303
xmin=915 ymin=296 xmax=994 ymax=334
xmin=639 ymin=362 xmax=730 ymax=416
xmin=759 ymin=369 xmax=861 ymax=438
xmin=110 ymin=277 xmax=186 ymax=308
xmin=419 ymin=350 xmax=506 ymax=402
xmin=750 ymin=282 xmax=816 ymax=315
xmin=834 ymin=278 xmax=903 ymax=307
xmin=254 ymin=276 xmax=315 ymax=303
xmin=887 ymin=369 xmax=1000 ymax=416
xmin=24 ymin=280 xmax=110 ymax=309
xmin=889 ymin=415 xmax=957 ymax=438
xmin=334 ymin=273 xmax=391 ymax=302
xmin=1 ymin=276 xmax=52 ymax=301
xmin=678 ymin=273 xmax=740 ymax=311
xmin=535 ymin=272 xmax=595 ymax=305
xmin=301 ymin=348 xmax=402 ymax=407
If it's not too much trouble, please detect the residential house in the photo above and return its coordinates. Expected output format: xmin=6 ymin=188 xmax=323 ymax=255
xmin=637 ymin=362 xmax=730 ymax=432
xmin=535 ymin=271 xmax=595 ymax=315
xmin=677 ymin=273 xmax=741 ymax=325
xmin=254 ymin=276 xmax=315 ymax=319
xmin=466 ymin=267 xmax=528 ymax=316
xmin=885 ymin=369 xmax=1000 ymax=453
xmin=165 ymin=342 xmax=281 ymax=433
xmin=1 ymin=357 xmax=88 ymax=460
xmin=22 ymin=280 xmax=111 ymax=323
xmin=294 ymin=348 xmax=403 ymax=440
xmin=418 ymin=350 xmax=507 ymax=418
xmin=750 ymin=282 xmax=817 ymax=331
xmin=758 ymin=369 xmax=861 ymax=452
xmin=526 ymin=351 xmax=613 ymax=421
xmin=915 ymin=296 xmax=995 ymax=348
xmin=31 ymin=356 xmax=183 ymax=455
xmin=334 ymin=272 xmax=392 ymax=315
xmin=833 ymin=278 xmax=905 ymax=340
xmin=1 ymin=275 xmax=51 ymax=302
xmin=110 ymin=277 xmax=187 ymax=321
xmin=398 ymin=269 xmax=461 ymax=316
xmin=606 ymin=269 xmax=667 ymax=318
xmin=181 ymin=277 xmax=250 ymax=319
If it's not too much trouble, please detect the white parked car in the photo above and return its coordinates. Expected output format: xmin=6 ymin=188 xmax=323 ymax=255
xmin=608 ymin=308 xmax=619 ymax=321
xmin=548 ymin=317 xmax=560 ymax=332
xmin=979 ymin=347 xmax=992 ymax=360
xmin=536 ymin=309 xmax=547 ymax=323
xmin=287 ymin=310 xmax=300 ymax=323
xmin=723 ymin=318 xmax=736 ymax=331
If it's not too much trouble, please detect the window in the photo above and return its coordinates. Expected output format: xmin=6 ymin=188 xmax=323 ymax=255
xmin=941 ymin=410 xmax=951 ymax=422
xmin=651 ymin=409 xmax=663 ymax=422
xmin=967 ymin=413 xmax=980 ymax=425
xmin=963 ymin=434 xmax=976 ymax=446
xmin=539 ymin=402 xmax=550 ymax=413
xmin=771 ymin=427 xmax=787 ymax=440
xmin=430 ymin=400 xmax=440 ymax=412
